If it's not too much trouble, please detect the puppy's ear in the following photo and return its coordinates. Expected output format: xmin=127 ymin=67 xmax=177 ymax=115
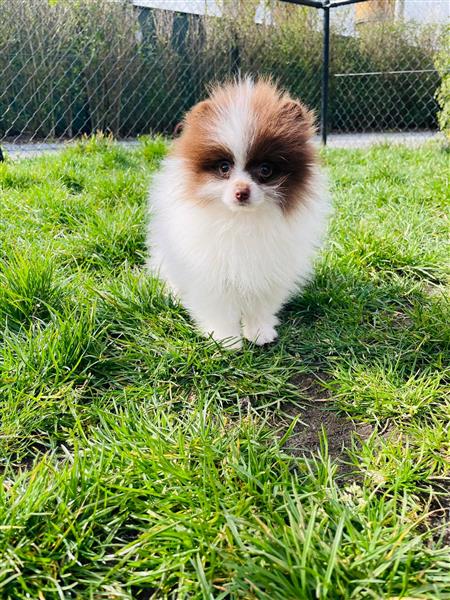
xmin=281 ymin=99 xmax=316 ymax=135
xmin=187 ymin=99 xmax=214 ymax=121
xmin=281 ymin=99 xmax=309 ymax=121
xmin=173 ymin=122 xmax=184 ymax=137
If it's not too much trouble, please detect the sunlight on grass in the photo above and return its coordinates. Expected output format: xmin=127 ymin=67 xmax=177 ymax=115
xmin=0 ymin=137 xmax=448 ymax=598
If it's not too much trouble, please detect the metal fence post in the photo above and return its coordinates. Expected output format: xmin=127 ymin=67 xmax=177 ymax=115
xmin=321 ymin=0 xmax=330 ymax=145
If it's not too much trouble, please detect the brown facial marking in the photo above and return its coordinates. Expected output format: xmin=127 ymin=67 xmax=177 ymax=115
xmin=171 ymin=98 xmax=234 ymax=198
xmin=171 ymin=79 xmax=317 ymax=210
xmin=245 ymin=81 xmax=317 ymax=213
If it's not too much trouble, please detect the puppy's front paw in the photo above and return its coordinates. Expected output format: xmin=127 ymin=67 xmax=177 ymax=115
xmin=243 ymin=323 xmax=278 ymax=346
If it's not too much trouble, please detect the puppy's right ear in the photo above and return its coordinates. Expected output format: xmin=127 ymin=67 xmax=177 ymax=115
xmin=173 ymin=122 xmax=184 ymax=137
xmin=182 ymin=99 xmax=214 ymax=134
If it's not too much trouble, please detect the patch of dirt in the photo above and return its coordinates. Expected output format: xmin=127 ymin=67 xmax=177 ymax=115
xmin=280 ymin=373 xmax=373 ymax=460
xmin=275 ymin=374 xmax=450 ymax=546
xmin=293 ymin=372 xmax=333 ymax=403
xmin=284 ymin=402 xmax=373 ymax=460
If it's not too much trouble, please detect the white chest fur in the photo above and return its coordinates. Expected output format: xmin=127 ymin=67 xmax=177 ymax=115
xmin=147 ymin=158 xmax=330 ymax=348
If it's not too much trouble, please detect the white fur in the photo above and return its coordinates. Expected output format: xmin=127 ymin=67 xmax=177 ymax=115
xmin=147 ymin=80 xmax=329 ymax=347
xmin=213 ymin=78 xmax=254 ymax=168
xmin=146 ymin=153 xmax=330 ymax=349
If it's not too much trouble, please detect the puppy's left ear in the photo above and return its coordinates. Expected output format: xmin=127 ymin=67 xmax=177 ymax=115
xmin=282 ymin=99 xmax=306 ymax=119
xmin=282 ymin=99 xmax=315 ymax=122
xmin=282 ymin=99 xmax=316 ymax=135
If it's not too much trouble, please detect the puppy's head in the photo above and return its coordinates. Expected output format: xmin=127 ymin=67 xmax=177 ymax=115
xmin=173 ymin=78 xmax=316 ymax=213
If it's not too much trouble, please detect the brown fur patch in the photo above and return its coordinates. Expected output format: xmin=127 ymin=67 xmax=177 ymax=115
xmin=172 ymin=98 xmax=226 ymax=197
xmin=246 ymin=80 xmax=317 ymax=213
xmin=172 ymin=79 xmax=317 ymax=210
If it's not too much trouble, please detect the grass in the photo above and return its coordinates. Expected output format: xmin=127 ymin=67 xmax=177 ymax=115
xmin=0 ymin=135 xmax=449 ymax=599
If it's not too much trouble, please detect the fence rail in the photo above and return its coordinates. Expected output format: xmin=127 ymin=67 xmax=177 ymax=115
xmin=0 ymin=0 xmax=445 ymax=148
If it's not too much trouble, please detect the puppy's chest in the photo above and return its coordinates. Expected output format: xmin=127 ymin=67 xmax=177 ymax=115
xmin=186 ymin=217 xmax=297 ymax=289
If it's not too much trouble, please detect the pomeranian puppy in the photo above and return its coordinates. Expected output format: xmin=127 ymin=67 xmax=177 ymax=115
xmin=147 ymin=78 xmax=330 ymax=348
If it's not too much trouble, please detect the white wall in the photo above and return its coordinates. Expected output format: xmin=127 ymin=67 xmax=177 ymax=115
xmin=132 ymin=0 xmax=449 ymax=26
xmin=402 ymin=0 xmax=449 ymax=24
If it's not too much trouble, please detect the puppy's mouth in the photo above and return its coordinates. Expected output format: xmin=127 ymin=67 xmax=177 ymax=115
xmin=228 ymin=199 xmax=260 ymax=212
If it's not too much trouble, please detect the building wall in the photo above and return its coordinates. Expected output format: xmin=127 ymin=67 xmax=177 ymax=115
xmin=355 ymin=0 xmax=395 ymax=25
xmin=403 ymin=0 xmax=449 ymax=24
xmin=355 ymin=0 xmax=449 ymax=25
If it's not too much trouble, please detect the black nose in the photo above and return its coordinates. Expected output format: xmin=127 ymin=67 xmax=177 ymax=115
xmin=235 ymin=188 xmax=250 ymax=203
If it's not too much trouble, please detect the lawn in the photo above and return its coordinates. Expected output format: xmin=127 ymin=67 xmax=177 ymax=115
xmin=0 ymin=136 xmax=449 ymax=599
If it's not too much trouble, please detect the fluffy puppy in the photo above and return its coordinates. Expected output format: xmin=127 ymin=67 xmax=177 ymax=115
xmin=147 ymin=78 xmax=330 ymax=348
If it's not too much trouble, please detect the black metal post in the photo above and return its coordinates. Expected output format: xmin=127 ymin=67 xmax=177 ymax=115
xmin=321 ymin=1 xmax=330 ymax=145
xmin=0 ymin=146 xmax=4 ymax=162
xmin=280 ymin=0 xmax=323 ymax=8
xmin=330 ymin=0 xmax=368 ymax=8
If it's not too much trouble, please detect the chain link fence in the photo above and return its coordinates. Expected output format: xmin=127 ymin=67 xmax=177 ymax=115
xmin=0 ymin=0 xmax=446 ymax=149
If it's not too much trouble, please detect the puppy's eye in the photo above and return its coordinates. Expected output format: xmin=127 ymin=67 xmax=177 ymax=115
xmin=217 ymin=160 xmax=232 ymax=177
xmin=257 ymin=162 xmax=273 ymax=180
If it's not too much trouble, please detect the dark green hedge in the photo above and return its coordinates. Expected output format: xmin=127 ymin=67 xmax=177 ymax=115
xmin=0 ymin=0 xmax=442 ymax=139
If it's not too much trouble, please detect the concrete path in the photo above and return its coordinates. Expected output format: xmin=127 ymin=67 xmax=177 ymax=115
xmin=323 ymin=130 xmax=441 ymax=149
xmin=0 ymin=131 xmax=441 ymax=159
